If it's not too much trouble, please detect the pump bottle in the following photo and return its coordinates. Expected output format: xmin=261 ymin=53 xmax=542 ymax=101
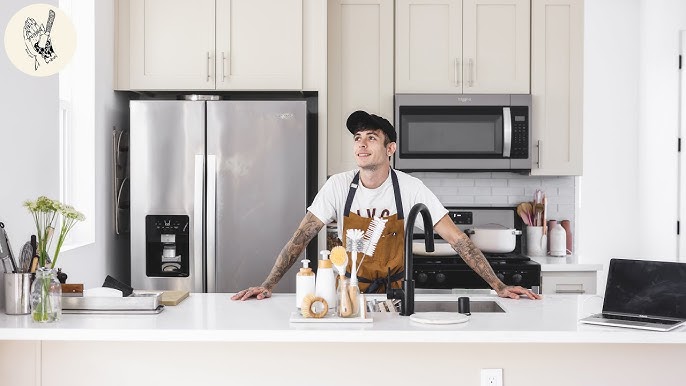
xmin=295 ymin=259 xmax=316 ymax=309
xmin=315 ymin=250 xmax=336 ymax=311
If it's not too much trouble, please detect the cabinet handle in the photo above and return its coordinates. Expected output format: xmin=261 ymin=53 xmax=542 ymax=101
xmin=555 ymin=289 xmax=586 ymax=294
xmin=206 ymin=52 xmax=211 ymax=82
xmin=537 ymin=140 xmax=543 ymax=169
xmin=221 ymin=52 xmax=226 ymax=81
xmin=454 ymin=58 xmax=460 ymax=86
xmin=468 ymin=58 xmax=474 ymax=87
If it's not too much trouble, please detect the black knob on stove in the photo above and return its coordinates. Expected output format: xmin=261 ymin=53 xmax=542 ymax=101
xmin=512 ymin=273 xmax=523 ymax=284
xmin=496 ymin=273 xmax=505 ymax=282
xmin=417 ymin=272 xmax=428 ymax=283
xmin=435 ymin=273 xmax=446 ymax=283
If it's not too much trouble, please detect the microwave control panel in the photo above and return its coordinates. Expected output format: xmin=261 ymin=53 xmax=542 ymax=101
xmin=510 ymin=106 xmax=528 ymax=159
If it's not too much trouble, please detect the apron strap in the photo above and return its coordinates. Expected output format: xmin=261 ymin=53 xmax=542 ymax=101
xmin=346 ymin=270 xmax=405 ymax=294
xmin=390 ymin=169 xmax=404 ymax=220
xmin=343 ymin=172 xmax=361 ymax=217
xmin=343 ymin=170 xmax=404 ymax=218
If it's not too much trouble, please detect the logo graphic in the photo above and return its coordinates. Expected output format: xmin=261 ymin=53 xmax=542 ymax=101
xmin=4 ymin=4 xmax=76 ymax=76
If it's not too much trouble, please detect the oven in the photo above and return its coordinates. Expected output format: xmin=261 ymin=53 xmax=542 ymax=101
xmin=394 ymin=94 xmax=532 ymax=171
xmin=413 ymin=207 xmax=541 ymax=292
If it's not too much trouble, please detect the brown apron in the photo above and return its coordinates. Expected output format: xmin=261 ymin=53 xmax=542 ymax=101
xmin=341 ymin=170 xmax=405 ymax=294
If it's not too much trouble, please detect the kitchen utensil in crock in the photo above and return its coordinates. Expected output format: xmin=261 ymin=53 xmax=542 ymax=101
xmin=19 ymin=241 xmax=33 ymax=273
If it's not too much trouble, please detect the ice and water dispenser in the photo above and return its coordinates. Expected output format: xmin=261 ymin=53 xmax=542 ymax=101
xmin=145 ymin=215 xmax=190 ymax=277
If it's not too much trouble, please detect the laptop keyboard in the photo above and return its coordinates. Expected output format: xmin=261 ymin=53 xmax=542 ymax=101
xmin=602 ymin=313 xmax=680 ymax=325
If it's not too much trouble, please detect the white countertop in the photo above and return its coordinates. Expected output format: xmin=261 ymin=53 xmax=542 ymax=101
xmin=0 ymin=293 xmax=682 ymax=344
xmin=530 ymin=255 xmax=603 ymax=272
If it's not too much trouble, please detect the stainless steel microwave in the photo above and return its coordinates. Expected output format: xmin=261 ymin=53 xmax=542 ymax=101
xmin=394 ymin=94 xmax=532 ymax=171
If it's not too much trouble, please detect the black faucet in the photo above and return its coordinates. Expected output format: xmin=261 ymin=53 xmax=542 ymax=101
xmin=387 ymin=203 xmax=434 ymax=316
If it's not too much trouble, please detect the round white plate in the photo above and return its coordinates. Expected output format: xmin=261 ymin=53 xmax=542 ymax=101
xmin=410 ymin=312 xmax=470 ymax=325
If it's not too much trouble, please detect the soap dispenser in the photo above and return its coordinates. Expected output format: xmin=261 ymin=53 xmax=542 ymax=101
xmin=315 ymin=250 xmax=336 ymax=311
xmin=295 ymin=259 xmax=316 ymax=309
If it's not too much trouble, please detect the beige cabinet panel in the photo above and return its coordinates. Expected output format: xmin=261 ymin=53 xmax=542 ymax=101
xmin=129 ymin=0 xmax=216 ymax=90
xmin=215 ymin=0 xmax=302 ymax=90
xmin=121 ymin=0 xmax=302 ymax=91
xmin=396 ymin=0 xmax=528 ymax=94
xmin=328 ymin=0 xmax=394 ymax=175
xmin=541 ymin=271 xmax=596 ymax=294
xmin=531 ymin=0 xmax=583 ymax=175
xmin=462 ymin=0 xmax=530 ymax=93
xmin=395 ymin=0 xmax=462 ymax=93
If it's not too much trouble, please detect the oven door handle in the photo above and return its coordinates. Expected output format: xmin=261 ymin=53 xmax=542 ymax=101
xmin=502 ymin=107 xmax=512 ymax=158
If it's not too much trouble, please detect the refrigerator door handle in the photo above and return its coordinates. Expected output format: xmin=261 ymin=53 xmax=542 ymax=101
xmin=206 ymin=154 xmax=217 ymax=293
xmin=193 ymin=155 xmax=204 ymax=293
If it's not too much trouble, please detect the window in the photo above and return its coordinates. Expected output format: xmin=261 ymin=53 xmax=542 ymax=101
xmin=58 ymin=0 xmax=94 ymax=249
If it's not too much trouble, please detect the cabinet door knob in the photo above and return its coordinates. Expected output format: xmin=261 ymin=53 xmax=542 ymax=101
xmin=468 ymin=58 xmax=474 ymax=87
xmin=206 ymin=52 xmax=212 ymax=82
xmin=454 ymin=58 xmax=460 ymax=86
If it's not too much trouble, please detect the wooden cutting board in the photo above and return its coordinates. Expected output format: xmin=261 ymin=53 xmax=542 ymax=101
xmin=160 ymin=291 xmax=189 ymax=306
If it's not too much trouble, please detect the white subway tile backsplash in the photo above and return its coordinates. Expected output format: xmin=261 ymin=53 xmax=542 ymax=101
xmin=442 ymin=179 xmax=475 ymax=187
xmin=509 ymin=179 xmax=542 ymax=187
xmin=457 ymin=172 xmax=493 ymax=179
xmin=415 ymin=173 xmax=576 ymax=225
xmin=475 ymin=196 xmax=510 ymax=205
xmin=475 ymin=179 xmax=507 ymax=187
xmin=457 ymin=187 xmax=492 ymax=195
xmin=557 ymin=187 xmax=574 ymax=196
xmin=428 ymin=186 xmax=459 ymax=196
xmin=439 ymin=196 xmax=476 ymax=205
xmin=492 ymin=187 xmax=525 ymax=196
xmin=547 ymin=195 xmax=575 ymax=205
xmin=542 ymin=178 xmax=575 ymax=188
xmin=508 ymin=196 xmax=532 ymax=205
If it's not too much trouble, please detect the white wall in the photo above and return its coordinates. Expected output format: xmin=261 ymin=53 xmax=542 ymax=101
xmin=0 ymin=1 xmax=127 ymax=300
xmin=637 ymin=0 xmax=686 ymax=260
xmin=56 ymin=0 xmax=129 ymax=287
xmin=0 ymin=1 xmax=59 ymax=299
xmin=581 ymin=0 xmax=686 ymax=293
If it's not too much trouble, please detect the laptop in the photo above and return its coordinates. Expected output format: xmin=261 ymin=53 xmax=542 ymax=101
xmin=579 ymin=258 xmax=686 ymax=332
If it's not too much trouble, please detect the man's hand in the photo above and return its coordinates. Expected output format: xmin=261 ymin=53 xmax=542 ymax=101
xmin=496 ymin=285 xmax=542 ymax=300
xmin=231 ymin=286 xmax=272 ymax=301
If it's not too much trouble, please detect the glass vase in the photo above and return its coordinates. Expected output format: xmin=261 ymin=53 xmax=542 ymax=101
xmin=30 ymin=267 xmax=62 ymax=322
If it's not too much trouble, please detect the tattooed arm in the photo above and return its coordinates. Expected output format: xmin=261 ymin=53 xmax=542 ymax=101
xmin=231 ymin=212 xmax=324 ymax=301
xmin=433 ymin=215 xmax=541 ymax=299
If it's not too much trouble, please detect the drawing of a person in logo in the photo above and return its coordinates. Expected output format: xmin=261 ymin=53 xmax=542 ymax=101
xmin=23 ymin=9 xmax=57 ymax=70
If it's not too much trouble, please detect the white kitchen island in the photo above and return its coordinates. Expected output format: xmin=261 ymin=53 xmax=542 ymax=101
xmin=0 ymin=293 xmax=683 ymax=385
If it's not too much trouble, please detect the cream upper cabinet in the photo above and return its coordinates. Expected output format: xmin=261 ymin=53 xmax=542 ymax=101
xmin=395 ymin=0 xmax=462 ymax=93
xmin=327 ymin=0 xmax=394 ymax=175
xmin=396 ymin=0 xmax=529 ymax=94
xmin=530 ymin=0 xmax=583 ymax=176
xmin=462 ymin=0 xmax=530 ymax=93
xmin=121 ymin=0 xmax=302 ymax=91
xmin=128 ymin=0 xmax=216 ymax=90
xmin=215 ymin=0 xmax=302 ymax=90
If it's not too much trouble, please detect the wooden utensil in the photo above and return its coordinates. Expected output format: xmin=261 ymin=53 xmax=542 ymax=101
xmin=534 ymin=203 xmax=544 ymax=227
xmin=517 ymin=203 xmax=531 ymax=225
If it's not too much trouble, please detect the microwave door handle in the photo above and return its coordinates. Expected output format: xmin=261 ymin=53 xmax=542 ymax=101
xmin=502 ymin=107 xmax=512 ymax=158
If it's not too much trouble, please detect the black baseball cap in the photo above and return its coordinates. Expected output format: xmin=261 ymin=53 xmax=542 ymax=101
xmin=346 ymin=110 xmax=397 ymax=143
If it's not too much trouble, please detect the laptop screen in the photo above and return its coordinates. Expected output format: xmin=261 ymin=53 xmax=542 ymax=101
xmin=603 ymin=259 xmax=686 ymax=319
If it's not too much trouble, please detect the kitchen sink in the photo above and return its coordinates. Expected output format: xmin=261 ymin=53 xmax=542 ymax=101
xmin=414 ymin=300 xmax=505 ymax=313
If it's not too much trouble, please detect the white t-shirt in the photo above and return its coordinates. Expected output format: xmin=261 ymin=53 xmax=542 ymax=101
xmin=307 ymin=169 xmax=448 ymax=239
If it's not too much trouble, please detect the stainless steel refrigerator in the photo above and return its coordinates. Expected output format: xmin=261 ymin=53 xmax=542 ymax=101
xmin=130 ymin=98 xmax=312 ymax=293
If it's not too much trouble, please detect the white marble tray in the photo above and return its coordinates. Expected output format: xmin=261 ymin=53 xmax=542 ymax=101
xmin=289 ymin=311 xmax=373 ymax=323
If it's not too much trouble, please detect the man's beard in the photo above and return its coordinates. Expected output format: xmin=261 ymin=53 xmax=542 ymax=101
xmin=359 ymin=163 xmax=379 ymax=172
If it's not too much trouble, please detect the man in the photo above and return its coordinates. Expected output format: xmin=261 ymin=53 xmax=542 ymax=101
xmin=232 ymin=110 xmax=541 ymax=301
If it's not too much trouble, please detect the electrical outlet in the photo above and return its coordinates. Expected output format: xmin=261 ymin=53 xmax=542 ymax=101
xmin=480 ymin=368 xmax=503 ymax=386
